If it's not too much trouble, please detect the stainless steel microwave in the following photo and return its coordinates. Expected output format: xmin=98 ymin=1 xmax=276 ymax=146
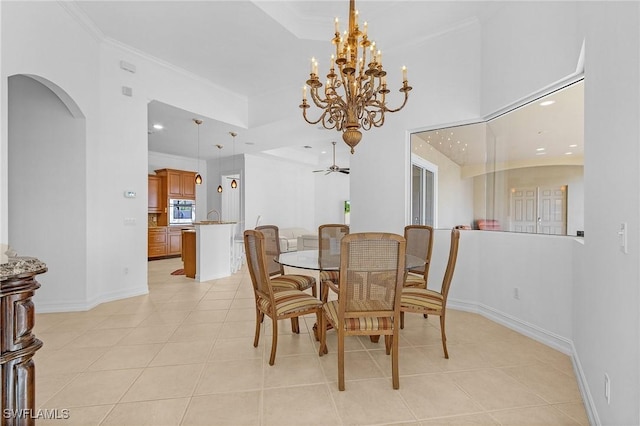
xmin=169 ymin=199 xmax=195 ymax=224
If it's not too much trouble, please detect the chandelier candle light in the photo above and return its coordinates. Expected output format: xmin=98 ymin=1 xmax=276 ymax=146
xmin=300 ymin=0 xmax=411 ymax=154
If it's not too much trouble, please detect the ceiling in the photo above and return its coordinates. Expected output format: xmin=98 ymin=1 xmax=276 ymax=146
xmin=413 ymin=80 xmax=584 ymax=172
xmin=71 ymin=1 xmax=494 ymax=167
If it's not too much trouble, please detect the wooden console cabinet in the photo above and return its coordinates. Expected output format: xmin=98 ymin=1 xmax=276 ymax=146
xmin=1 ymin=258 xmax=47 ymax=426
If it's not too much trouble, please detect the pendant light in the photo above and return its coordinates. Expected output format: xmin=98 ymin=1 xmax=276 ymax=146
xmin=193 ymin=119 xmax=203 ymax=185
xmin=230 ymin=131 xmax=238 ymax=189
xmin=215 ymin=144 xmax=223 ymax=193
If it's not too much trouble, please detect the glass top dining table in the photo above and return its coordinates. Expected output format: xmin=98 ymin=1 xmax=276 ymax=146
xmin=276 ymin=249 xmax=425 ymax=271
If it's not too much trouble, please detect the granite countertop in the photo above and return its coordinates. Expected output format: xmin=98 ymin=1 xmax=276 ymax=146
xmin=0 ymin=257 xmax=48 ymax=281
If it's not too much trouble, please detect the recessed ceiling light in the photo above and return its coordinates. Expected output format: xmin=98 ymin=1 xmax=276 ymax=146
xmin=569 ymin=144 xmax=578 ymax=148
xmin=536 ymin=152 xmax=547 ymax=156
xmin=536 ymin=147 xmax=546 ymax=151
xmin=565 ymin=151 xmax=573 ymax=155
xmin=153 ymin=123 xmax=164 ymax=130
xmin=539 ymin=100 xmax=555 ymax=107
xmin=321 ymin=150 xmax=327 ymax=154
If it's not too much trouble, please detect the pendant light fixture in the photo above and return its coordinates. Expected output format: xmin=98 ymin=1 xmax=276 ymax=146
xmin=229 ymin=132 xmax=238 ymax=189
xmin=215 ymin=144 xmax=223 ymax=193
xmin=193 ymin=119 xmax=203 ymax=185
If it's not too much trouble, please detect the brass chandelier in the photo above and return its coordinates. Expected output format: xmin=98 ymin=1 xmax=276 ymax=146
xmin=300 ymin=0 xmax=412 ymax=154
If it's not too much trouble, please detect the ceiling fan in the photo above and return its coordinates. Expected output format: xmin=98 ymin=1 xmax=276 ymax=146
xmin=313 ymin=142 xmax=350 ymax=175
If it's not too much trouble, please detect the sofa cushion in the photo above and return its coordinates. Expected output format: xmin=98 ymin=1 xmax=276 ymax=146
xmin=278 ymin=228 xmax=313 ymax=252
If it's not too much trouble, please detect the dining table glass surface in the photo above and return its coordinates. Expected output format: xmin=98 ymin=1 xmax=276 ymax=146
xmin=276 ymin=249 xmax=425 ymax=271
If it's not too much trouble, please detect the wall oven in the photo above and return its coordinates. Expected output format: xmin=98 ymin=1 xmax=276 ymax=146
xmin=169 ymin=199 xmax=195 ymax=224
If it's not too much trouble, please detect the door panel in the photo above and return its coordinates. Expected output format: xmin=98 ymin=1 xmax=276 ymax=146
xmin=510 ymin=186 xmax=567 ymax=234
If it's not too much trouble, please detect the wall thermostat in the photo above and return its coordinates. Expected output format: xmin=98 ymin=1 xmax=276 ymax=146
xmin=124 ymin=191 xmax=136 ymax=198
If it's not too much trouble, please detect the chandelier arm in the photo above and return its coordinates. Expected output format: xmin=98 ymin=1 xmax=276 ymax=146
xmin=302 ymin=107 xmax=330 ymax=126
xmin=309 ymin=87 xmax=332 ymax=109
xmin=382 ymin=89 xmax=411 ymax=113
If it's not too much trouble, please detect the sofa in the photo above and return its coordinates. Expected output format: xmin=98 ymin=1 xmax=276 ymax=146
xmin=278 ymin=228 xmax=315 ymax=252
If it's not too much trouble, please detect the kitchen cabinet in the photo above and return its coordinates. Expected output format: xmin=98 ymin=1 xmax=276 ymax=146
xmin=148 ymin=175 xmax=162 ymax=213
xmin=148 ymin=227 xmax=168 ymax=258
xmin=148 ymin=226 xmax=192 ymax=259
xmin=156 ymin=168 xmax=196 ymax=199
xmin=168 ymin=226 xmax=183 ymax=256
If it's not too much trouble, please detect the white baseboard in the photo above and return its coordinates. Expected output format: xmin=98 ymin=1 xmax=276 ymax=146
xmin=34 ymin=285 xmax=149 ymax=313
xmin=448 ymin=297 xmax=597 ymax=425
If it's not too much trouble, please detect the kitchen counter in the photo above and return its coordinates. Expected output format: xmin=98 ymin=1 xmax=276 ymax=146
xmin=192 ymin=222 xmax=237 ymax=281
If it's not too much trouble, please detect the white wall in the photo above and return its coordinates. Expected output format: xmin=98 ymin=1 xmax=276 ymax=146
xmin=1 ymin=1 xmax=248 ymax=311
xmin=8 ymin=75 xmax=89 ymax=309
xmin=574 ymin=3 xmax=640 ymax=424
xmin=244 ymin=153 xmax=316 ymax=232
xmin=314 ymin=172 xmax=350 ymax=226
xmin=350 ymin=21 xmax=483 ymax=234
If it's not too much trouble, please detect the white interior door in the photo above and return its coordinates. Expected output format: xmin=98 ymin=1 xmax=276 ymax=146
xmin=538 ymin=186 xmax=567 ymax=235
xmin=510 ymin=186 xmax=567 ymax=234
xmin=221 ymin=174 xmax=240 ymax=222
xmin=510 ymin=188 xmax=537 ymax=233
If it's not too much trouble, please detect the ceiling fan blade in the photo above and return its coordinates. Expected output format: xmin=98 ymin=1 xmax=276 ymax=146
xmin=313 ymin=169 xmax=326 ymax=173
xmin=339 ymin=170 xmax=350 ymax=174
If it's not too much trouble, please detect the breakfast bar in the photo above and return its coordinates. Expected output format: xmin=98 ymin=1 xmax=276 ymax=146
xmin=186 ymin=222 xmax=236 ymax=282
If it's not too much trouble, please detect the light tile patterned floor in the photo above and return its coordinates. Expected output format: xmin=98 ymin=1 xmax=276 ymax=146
xmin=34 ymin=258 xmax=589 ymax=425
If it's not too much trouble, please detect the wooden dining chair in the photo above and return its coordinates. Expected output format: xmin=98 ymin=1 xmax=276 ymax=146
xmin=318 ymin=223 xmax=349 ymax=303
xmin=244 ymin=230 xmax=322 ymax=365
xmin=318 ymin=232 xmax=406 ymax=390
xmin=255 ymin=225 xmax=317 ymax=297
xmin=400 ymin=228 xmax=460 ymax=358
xmin=403 ymin=225 xmax=434 ymax=289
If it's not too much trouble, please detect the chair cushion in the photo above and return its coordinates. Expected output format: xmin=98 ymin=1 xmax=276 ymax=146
xmin=401 ymin=288 xmax=444 ymax=313
xmin=258 ymin=290 xmax=321 ymax=316
xmin=323 ymin=300 xmax=393 ymax=331
xmin=271 ymin=274 xmax=315 ymax=292
xmin=320 ymin=270 xmax=339 ymax=285
xmin=404 ymin=273 xmax=426 ymax=289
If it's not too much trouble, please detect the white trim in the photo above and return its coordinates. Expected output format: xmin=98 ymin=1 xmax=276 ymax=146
xmin=34 ymin=286 xmax=149 ymax=313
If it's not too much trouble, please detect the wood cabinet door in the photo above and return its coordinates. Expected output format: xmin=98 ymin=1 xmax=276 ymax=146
xmin=182 ymin=172 xmax=196 ymax=198
xmin=148 ymin=176 xmax=161 ymax=212
xmin=168 ymin=231 xmax=182 ymax=255
xmin=167 ymin=170 xmax=183 ymax=198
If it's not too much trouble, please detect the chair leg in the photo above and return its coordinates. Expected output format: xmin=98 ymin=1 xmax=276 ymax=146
xmin=391 ymin=330 xmax=399 ymax=389
xmin=440 ymin=315 xmax=449 ymax=359
xmin=291 ymin=317 xmax=300 ymax=334
xmin=253 ymin=310 xmax=263 ymax=347
xmin=400 ymin=311 xmax=405 ymax=329
xmin=384 ymin=335 xmax=392 ymax=355
xmin=338 ymin=329 xmax=345 ymax=391
xmin=312 ymin=282 xmax=317 ymax=298
xmin=316 ymin=309 xmax=325 ymax=356
xmin=269 ymin=317 xmax=278 ymax=365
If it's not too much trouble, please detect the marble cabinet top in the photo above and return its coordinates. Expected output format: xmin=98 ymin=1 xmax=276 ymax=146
xmin=0 ymin=257 xmax=48 ymax=281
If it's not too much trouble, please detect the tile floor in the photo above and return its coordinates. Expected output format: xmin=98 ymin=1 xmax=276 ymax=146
xmin=33 ymin=257 xmax=589 ymax=425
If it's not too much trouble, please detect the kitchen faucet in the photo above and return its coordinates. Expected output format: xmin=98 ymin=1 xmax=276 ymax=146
xmin=207 ymin=209 xmax=221 ymax=222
